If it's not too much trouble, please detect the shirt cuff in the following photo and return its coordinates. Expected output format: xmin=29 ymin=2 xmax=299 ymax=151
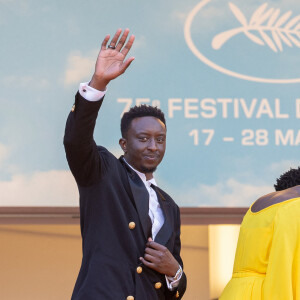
xmin=79 ymin=82 xmax=107 ymax=101
xmin=165 ymin=265 xmax=183 ymax=290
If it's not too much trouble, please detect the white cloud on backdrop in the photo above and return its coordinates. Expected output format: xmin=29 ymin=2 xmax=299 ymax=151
xmin=159 ymin=159 xmax=300 ymax=207
xmin=64 ymin=51 xmax=97 ymax=86
xmin=110 ymin=146 xmax=124 ymax=159
xmin=269 ymin=160 xmax=300 ymax=174
xmin=0 ymin=144 xmax=123 ymax=207
xmin=0 ymin=170 xmax=78 ymax=206
xmin=175 ymin=179 xmax=271 ymax=207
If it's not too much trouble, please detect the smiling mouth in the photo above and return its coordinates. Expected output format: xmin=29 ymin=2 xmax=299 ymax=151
xmin=144 ymin=155 xmax=159 ymax=161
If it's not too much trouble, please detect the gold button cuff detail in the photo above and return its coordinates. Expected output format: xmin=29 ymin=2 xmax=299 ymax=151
xmin=176 ymin=291 xmax=180 ymax=298
xmin=136 ymin=266 xmax=142 ymax=274
xmin=154 ymin=282 xmax=162 ymax=289
xmin=128 ymin=222 xmax=135 ymax=229
xmin=71 ymin=105 xmax=75 ymax=112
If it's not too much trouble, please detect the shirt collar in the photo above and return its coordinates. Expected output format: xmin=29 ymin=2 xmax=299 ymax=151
xmin=123 ymin=158 xmax=157 ymax=187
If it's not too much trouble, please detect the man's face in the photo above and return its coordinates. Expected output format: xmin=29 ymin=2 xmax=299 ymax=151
xmin=119 ymin=116 xmax=166 ymax=179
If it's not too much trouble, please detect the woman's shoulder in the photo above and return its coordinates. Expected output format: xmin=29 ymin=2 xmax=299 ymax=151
xmin=242 ymin=197 xmax=300 ymax=231
xmin=250 ymin=187 xmax=300 ymax=213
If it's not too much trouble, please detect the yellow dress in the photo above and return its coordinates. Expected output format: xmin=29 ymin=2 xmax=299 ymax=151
xmin=220 ymin=197 xmax=300 ymax=300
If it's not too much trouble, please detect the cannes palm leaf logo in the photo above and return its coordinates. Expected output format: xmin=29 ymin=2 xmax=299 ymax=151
xmin=212 ymin=2 xmax=300 ymax=52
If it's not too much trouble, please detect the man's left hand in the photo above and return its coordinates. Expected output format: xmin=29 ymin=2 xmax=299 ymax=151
xmin=140 ymin=238 xmax=179 ymax=277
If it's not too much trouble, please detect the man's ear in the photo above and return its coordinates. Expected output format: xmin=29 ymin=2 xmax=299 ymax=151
xmin=119 ymin=138 xmax=127 ymax=153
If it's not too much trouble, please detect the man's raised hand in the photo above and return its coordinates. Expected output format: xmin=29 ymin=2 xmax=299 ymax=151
xmin=90 ymin=28 xmax=135 ymax=91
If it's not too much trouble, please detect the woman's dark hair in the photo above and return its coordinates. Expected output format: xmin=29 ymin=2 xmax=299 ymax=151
xmin=274 ymin=167 xmax=300 ymax=191
xmin=120 ymin=105 xmax=166 ymax=138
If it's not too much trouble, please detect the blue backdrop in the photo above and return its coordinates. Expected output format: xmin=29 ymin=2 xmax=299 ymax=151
xmin=1 ymin=0 xmax=300 ymax=206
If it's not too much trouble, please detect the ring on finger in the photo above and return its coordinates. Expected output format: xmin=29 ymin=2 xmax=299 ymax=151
xmin=108 ymin=45 xmax=116 ymax=49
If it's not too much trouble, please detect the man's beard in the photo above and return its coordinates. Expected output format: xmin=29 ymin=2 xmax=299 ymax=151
xmin=140 ymin=165 xmax=157 ymax=174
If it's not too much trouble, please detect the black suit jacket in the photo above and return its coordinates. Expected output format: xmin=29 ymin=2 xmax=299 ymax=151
xmin=64 ymin=92 xmax=187 ymax=300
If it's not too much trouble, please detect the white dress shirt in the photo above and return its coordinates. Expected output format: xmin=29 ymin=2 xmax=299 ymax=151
xmin=124 ymin=160 xmax=164 ymax=240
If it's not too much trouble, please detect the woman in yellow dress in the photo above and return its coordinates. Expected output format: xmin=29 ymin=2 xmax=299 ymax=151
xmin=220 ymin=168 xmax=300 ymax=300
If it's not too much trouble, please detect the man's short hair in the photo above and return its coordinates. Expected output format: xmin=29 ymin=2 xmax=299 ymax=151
xmin=120 ymin=105 xmax=166 ymax=138
xmin=274 ymin=167 xmax=300 ymax=191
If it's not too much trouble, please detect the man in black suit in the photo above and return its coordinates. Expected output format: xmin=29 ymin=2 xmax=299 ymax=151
xmin=64 ymin=28 xmax=187 ymax=300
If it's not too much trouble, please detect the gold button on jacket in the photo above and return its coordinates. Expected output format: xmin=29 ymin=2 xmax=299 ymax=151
xmin=176 ymin=290 xmax=180 ymax=298
xmin=154 ymin=282 xmax=162 ymax=289
xmin=126 ymin=296 xmax=134 ymax=300
xmin=136 ymin=266 xmax=142 ymax=274
xmin=128 ymin=222 xmax=135 ymax=229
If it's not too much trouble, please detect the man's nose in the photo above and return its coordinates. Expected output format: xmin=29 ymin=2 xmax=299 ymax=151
xmin=147 ymin=138 xmax=158 ymax=150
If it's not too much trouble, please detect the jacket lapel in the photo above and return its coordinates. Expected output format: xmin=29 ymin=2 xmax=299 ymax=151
xmin=120 ymin=157 xmax=150 ymax=240
xmin=152 ymin=186 xmax=172 ymax=246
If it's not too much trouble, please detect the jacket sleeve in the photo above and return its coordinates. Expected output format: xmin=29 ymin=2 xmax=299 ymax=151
xmin=63 ymin=92 xmax=104 ymax=186
xmin=166 ymin=206 xmax=187 ymax=300
xmin=262 ymin=200 xmax=300 ymax=299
